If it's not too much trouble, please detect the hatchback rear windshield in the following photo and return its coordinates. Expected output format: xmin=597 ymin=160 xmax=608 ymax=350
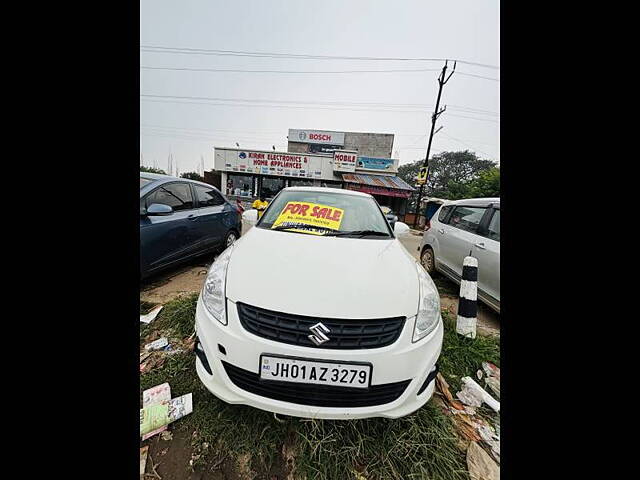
xmin=257 ymin=190 xmax=392 ymax=238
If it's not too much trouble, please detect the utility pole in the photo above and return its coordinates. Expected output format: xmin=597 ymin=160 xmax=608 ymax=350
xmin=413 ymin=60 xmax=456 ymax=228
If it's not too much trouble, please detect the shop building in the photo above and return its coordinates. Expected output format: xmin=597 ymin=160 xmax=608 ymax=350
xmin=214 ymin=128 xmax=414 ymax=219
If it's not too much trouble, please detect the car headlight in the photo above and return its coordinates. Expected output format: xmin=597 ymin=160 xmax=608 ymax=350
xmin=202 ymin=244 xmax=234 ymax=325
xmin=413 ymin=263 xmax=441 ymax=342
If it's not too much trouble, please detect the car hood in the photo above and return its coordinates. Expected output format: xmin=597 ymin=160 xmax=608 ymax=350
xmin=226 ymin=227 xmax=420 ymax=319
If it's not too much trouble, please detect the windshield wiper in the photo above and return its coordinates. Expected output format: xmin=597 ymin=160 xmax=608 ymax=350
xmin=271 ymin=224 xmax=321 ymax=234
xmin=322 ymin=230 xmax=390 ymax=238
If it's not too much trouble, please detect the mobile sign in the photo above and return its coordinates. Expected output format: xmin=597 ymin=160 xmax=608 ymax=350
xmin=333 ymin=151 xmax=357 ymax=172
xmin=271 ymin=202 xmax=345 ymax=235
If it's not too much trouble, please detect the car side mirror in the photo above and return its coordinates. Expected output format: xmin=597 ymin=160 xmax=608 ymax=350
xmin=146 ymin=203 xmax=173 ymax=216
xmin=242 ymin=209 xmax=259 ymax=225
xmin=394 ymin=221 xmax=410 ymax=237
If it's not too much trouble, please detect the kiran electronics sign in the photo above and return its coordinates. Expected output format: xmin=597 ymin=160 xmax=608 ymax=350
xmin=214 ymin=148 xmax=336 ymax=180
xmin=289 ymin=129 xmax=345 ymax=146
xmin=333 ymin=150 xmax=357 ymax=173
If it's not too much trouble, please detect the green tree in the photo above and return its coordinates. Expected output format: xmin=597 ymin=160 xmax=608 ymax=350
xmin=468 ymin=167 xmax=500 ymax=197
xmin=180 ymin=172 xmax=205 ymax=182
xmin=140 ymin=166 xmax=167 ymax=175
xmin=397 ymin=150 xmax=498 ymax=211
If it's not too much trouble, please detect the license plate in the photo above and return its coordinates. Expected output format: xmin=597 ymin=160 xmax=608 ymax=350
xmin=260 ymin=355 xmax=372 ymax=389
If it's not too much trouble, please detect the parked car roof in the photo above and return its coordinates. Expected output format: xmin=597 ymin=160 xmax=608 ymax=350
xmin=140 ymin=172 xmax=219 ymax=195
xmin=444 ymin=197 xmax=500 ymax=208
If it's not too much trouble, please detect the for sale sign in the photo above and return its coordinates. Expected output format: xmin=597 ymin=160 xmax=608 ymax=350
xmin=271 ymin=202 xmax=345 ymax=234
xmin=333 ymin=150 xmax=357 ymax=172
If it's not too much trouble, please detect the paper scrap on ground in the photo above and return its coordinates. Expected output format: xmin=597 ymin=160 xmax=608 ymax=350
xmin=467 ymin=441 xmax=499 ymax=480
xmin=456 ymin=377 xmax=500 ymax=413
xmin=140 ymin=351 xmax=152 ymax=364
xmin=140 ymin=404 xmax=170 ymax=437
xmin=140 ymin=446 xmax=149 ymax=476
xmin=482 ymin=362 xmax=500 ymax=380
xmin=145 ymin=337 xmax=169 ymax=351
xmin=140 ymin=393 xmax=193 ymax=437
xmin=168 ymin=393 xmax=193 ymax=422
xmin=481 ymin=362 xmax=500 ymax=398
xmin=477 ymin=424 xmax=500 ymax=462
xmin=140 ymin=305 xmax=163 ymax=324
xmin=142 ymin=383 xmax=171 ymax=440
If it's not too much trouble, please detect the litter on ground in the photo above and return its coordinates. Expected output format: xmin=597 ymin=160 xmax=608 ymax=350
xmin=140 ymin=393 xmax=193 ymax=438
xmin=144 ymin=337 xmax=169 ymax=351
xmin=140 ymin=305 xmax=163 ymax=324
xmin=140 ymin=446 xmax=149 ymax=476
xmin=467 ymin=441 xmax=499 ymax=480
xmin=456 ymin=377 xmax=500 ymax=413
xmin=142 ymin=383 xmax=171 ymax=441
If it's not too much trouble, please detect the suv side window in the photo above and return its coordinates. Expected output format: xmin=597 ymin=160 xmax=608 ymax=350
xmin=486 ymin=209 xmax=500 ymax=241
xmin=438 ymin=205 xmax=453 ymax=223
xmin=449 ymin=206 xmax=487 ymax=233
xmin=194 ymin=185 xmax=225 ymax=207
xmin=146 ymin=183 xmax=194 ymax=211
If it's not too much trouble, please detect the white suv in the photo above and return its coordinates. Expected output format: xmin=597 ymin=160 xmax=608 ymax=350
xmin=418 ymin=198 xmax=500 ymax=312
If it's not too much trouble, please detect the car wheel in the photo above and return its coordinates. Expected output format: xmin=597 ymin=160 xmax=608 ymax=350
xmin=225 ymin=230 xmax=238 ymax=248
xmin=420 ymin=247 xmax=435 ymax=274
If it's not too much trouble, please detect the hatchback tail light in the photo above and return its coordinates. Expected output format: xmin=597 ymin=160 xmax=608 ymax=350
xmin=424 ymin=220 xmax=431 ymax=232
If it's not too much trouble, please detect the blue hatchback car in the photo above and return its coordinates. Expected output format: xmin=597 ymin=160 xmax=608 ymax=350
xmin=140 ymin=173 xmax=242 ymax=279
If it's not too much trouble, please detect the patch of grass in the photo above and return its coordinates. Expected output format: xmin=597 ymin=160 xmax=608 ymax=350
xmin=141 ymin=350 xmax=469 ymax=480
xmin=139 ymin=300 xmax=157 ymax=315
xmin=139 ymin=299 xmax=499 ymax=480
xmin=140 ymin=293 xmax=199 ymax=343
xmin=438 ymin=310 xmax=500 ymax=393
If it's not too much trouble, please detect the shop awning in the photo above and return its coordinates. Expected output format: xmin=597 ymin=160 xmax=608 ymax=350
xmin=341 ymin=173 xmax=415 ymax=198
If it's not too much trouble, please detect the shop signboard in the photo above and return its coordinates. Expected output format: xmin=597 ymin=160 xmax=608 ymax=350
xmin=333 ymin=150 xmax=358 ymax=173
xmin=345 ymin=183 xmax=411 ymax=198
xmin=214 ymin=148 xmax=338 ymax=181
xmin=356 ymin=156 xmax=398 ymax=173
xmin=289 ymin=129 xmax=345 ymax=146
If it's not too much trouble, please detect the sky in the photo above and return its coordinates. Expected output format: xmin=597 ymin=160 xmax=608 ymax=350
xmin=140 ymin=0 xmax=499 ymax=175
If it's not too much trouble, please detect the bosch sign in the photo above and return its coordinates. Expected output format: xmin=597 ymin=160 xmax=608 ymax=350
xmin=289 ymin=129 xmax=345 ymax=146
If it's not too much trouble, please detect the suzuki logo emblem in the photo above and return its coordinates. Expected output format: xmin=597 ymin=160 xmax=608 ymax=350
xmin=308 ymin=322 xmax=330 ymax=346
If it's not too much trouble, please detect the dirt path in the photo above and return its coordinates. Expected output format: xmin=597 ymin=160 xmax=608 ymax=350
xmin=141 ymin=262 xmax=213 ymax=305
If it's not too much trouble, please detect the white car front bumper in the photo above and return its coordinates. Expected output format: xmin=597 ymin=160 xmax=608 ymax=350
xmin=194 ymin=297 xmax=443 ymax=419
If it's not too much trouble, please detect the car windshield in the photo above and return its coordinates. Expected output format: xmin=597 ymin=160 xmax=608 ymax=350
xmin=140 ymin=177 xmax=154 ymax=188
xmin=257 ymin=190 xmax=392 ymax=238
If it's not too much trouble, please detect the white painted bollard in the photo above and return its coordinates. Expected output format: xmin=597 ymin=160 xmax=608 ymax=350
xmin=456 ymin=256 xmax=478 ymax=338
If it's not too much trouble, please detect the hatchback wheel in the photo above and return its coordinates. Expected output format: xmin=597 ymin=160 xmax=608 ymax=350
xmin=420 ymin=247 xmax=435 ymax=274
xmin=225 ymin=231 xmax=238 ymax=248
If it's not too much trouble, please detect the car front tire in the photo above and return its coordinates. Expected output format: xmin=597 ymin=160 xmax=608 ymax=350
xmin=224 ymin=230 xmax=238 ymax=249
xmin=420 ymin=246 xmax=436 ymax=274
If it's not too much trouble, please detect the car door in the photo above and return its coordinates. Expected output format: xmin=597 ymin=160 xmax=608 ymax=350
xmin=190 ymin=184 xmax=229 ymax=251
xmin=473 ymin=208 xmax=500 ymax=306
xmin=437 ymin=205 xmax=489 ymax=278
xmin=140 ymin=182 xmax=198 ymax=272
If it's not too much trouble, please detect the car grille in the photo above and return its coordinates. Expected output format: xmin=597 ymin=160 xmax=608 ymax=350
xmin=236 ymin=302 xmax=406 ymax=349
xmin=222 ymin=361 xmax=411 ymax=407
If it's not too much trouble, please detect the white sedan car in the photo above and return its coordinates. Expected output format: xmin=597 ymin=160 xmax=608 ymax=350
xmin=194 ymin=187 xmax=443 ymax=419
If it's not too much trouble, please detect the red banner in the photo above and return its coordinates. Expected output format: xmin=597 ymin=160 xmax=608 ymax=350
xmin=345 ymin=184 xmax=411 ymax=198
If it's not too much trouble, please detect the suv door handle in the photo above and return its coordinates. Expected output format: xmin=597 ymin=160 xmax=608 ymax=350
xmin=475 ymin=242 xmax=486 ymax=250
xmin=187 ymin=214 xmax=198 ymax=221
xmin=437 ymin=228 xmax=445 ymax=234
